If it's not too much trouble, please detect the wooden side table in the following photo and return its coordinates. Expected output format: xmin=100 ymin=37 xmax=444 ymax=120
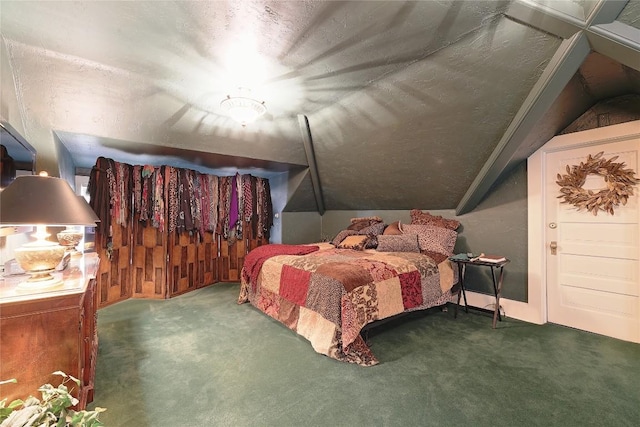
xmin=0 ymin=253 xmax=100 ymax=409
xmin=449 ymin=255 xmax=509 ymax=328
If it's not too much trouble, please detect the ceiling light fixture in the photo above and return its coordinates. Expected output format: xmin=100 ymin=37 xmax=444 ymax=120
xmin=220 ymin=88 xmax=267 ymax=126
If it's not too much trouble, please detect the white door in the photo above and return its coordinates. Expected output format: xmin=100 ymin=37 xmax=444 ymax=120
xmin=546 ymin=137 xmax=640 ymax=343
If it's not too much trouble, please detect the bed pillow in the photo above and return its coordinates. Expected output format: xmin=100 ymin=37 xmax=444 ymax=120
xmin=337 ymin=235 xmax=370 ymax=250
xmin=409 ymin=209 xmax=460 ymax=231
xmin=364 ymin=234 xmax=378 ymax=249
xmin=350 ymin=215 xmax=382 ymax=224
xmin=382 ymin=221 xmax=403 ymax=235
xmin=376 ymin=234 xmax=420 ymax=253
xmin=331 ymin=229 xmax=357 ymax=246
xmin=358 ymin=221 xmax=385 ymax=236
xmin=401 ymin=224 xmax=457 ymax=256
xmin=347 ymin=216 xmax=383 ymax=231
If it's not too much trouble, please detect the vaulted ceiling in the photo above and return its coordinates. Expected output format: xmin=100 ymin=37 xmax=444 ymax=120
xmin=1 ymin=0 xmax=639 ymax=214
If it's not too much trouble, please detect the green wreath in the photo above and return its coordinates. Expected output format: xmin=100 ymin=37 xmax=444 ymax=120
xmin=556 ymin=151 xmax=639 ymax=216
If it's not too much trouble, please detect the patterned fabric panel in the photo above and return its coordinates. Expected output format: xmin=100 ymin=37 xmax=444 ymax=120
xmin=279 ymin=265 xmax=311 ymax=306
xmin=305 ymin=274 xmax=344 ymax=326
xmin=399 ymin=270 xmax=423 ymax=309
xmin=315 ymin=261 xmax=372 ymax=292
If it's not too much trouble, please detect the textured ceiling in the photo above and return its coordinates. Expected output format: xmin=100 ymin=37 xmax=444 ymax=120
xmin=1 ymin=0 xmax=639 ymax=213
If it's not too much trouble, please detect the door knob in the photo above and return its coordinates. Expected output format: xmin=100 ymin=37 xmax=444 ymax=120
xmin=550 ymin=241 xmax=557 ymax=255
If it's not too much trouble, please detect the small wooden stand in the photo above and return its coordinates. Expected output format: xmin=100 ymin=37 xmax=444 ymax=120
xmin=449 ymin=255 xmax=509 ymax=328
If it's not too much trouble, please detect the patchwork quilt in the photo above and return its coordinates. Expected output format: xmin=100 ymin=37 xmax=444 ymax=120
xmin=238 ymin=243 xmax=456 ymax=366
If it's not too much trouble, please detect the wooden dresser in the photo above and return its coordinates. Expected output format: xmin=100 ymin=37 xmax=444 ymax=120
xmin=0 ymin=253 xmax=99 ymax=409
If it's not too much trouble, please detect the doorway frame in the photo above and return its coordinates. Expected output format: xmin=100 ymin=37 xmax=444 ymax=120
xmin=526 ymin=120 xmax=640 ymax=325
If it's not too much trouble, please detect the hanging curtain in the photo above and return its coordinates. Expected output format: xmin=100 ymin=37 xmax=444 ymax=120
xmin=88 ymin=157 xmax=114 ymax=246
xmin=167 ymin=166 xmax=179 ymax=233
xmin=228 ymin=173 xmax=239 ymax=239
xmin=90 ymin=157 xmax=273 ymax=241
xmin=207 ymin=174 xmax=219 ymax=234
xmin=256 ymin=177 xmax=273 ymax=239
xmin=152 ymin=167 xmax=165 ymax=232
xmin=218 ymin=176 xmax=231 ymax=238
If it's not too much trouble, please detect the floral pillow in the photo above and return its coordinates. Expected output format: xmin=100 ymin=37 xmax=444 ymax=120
xmin=409 ymin=209 xmax=460 ymax=231
xmin=376 ymin=234 xmax=420 ymax=253
xmin=401 ymin=223 xmax=457 ymax=256
xmin=337 ymin=235 xmax=370 ymax=250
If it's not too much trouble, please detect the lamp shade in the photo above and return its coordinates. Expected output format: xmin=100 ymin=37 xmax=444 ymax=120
xmin=77 ymin=195 xmax=101 ymax=224
xmin=0 ymin=175 xmax=99 ymax=226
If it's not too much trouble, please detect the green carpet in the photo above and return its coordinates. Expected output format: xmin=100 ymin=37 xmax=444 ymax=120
xmin=88 ymin=283 xmax=640 ymax=427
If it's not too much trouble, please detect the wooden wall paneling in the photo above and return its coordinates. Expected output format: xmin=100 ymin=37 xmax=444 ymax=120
xmin=95 ymin=222 xmax=132 ymax=309
xmin=244 ymin=222 xmax=268 ymax=252
xmin=167 ymin=231 xmax=198 ymax=296
xmin=131 ymin=165 xmax=169 ymax=299
xmin=91 ymin=164 xmax=271 ymax=302
xmin=247 ymin=229 xmax=269 ymax=251
xmin=218 ymin=235 xmax=232 ymax=282
xmin=218 ymin=221 xmax=250 ymax=282
xmin=218 ymin=235 xmax=229 ymax=282
xmin=247 ymin=237 xmax=260 ymax=252
xmin=196 ymin=231 xmax=218 ymax=287
xmin=131 ymin=216 xmax=167 ymax=300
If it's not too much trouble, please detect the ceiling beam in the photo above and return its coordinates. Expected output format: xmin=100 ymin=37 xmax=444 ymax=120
xmin=587 ymin=0 xmax=631 ymax=25
xmin=456 ymin=32 xmax=591 ymax=215
xmin=457 ymin=1 xmax=632 ymax=215
xmin=506 ymin=0 xmax=630 ymax=39
xmin=587 ymin=21 xmax=640 ymax=71
xmin=297 ymin=114 xmax=325 ymax=215
xmin=505 ymin=1 xmax=583 ymax=39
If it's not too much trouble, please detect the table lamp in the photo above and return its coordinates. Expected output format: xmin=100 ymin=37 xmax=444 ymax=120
xmin=56 ymin=196 xmax=101 ymax=253
xmin=0 ymin=173 xmax=100 ymax=289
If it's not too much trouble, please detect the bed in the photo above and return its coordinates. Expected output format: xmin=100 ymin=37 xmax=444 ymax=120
xmin=237 ymin=211 xmax=460 ymax=366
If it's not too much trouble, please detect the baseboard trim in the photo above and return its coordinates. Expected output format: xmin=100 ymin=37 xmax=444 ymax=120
xmin=460 ymin=291 xmax=545 ymax=325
